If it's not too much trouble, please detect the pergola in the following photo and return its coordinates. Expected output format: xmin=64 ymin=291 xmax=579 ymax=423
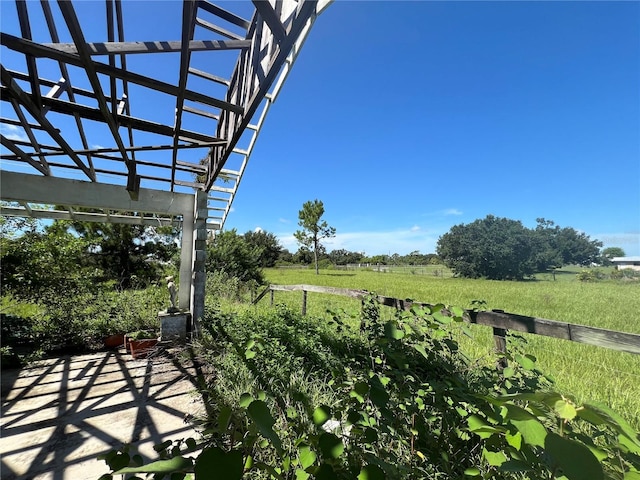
xmin=0 ymin=0 xmax=329 ymax=331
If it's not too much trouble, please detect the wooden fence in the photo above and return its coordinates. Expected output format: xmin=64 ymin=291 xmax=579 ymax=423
xmin=253 ymin=284 xmax=640 ymax=358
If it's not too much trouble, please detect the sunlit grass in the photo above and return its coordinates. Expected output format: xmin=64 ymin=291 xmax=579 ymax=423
xmin=259 ymin=267 xmax=640 ymax=428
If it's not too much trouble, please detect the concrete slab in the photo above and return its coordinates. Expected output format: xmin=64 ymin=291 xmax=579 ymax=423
xmin=1 ymin=347 xmax=206 ymax=480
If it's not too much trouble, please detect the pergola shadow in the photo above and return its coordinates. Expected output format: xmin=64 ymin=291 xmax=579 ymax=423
xmin=1 ymin=347 xmax=205 ymax=480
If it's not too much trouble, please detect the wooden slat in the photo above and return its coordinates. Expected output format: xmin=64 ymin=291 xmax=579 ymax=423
xmin=188 ymin=67 xmax=230 ymax=86
xmin=29 ymin=94 xmax=225 ymax=144
xmin=16 ymin=1 xmax=42 ymax=110
xmin=255 ymin=284 xmax=640 ymax=355
xmin=57 ymin=0 xmax=136 ymax=191
xmin=198 ymin=1 xmax=250 ymax=29
xmin=195 ymin=16 xmax=244 ymax=41
xmin=252 ymin=0 xmax=286 ymax=42
xmin=42 ymin=39 xmax=251 ymax=55
xmin=0 ymin=66 xmax=95 ymax=181
xmin=0 ymin=33 xmax=244 ymax=114
xmin=0 ymin=135 xmax=49 ymax=175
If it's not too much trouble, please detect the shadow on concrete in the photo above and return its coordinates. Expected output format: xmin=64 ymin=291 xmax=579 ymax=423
xmin=1 ymin=347 xmax=205 ymax=480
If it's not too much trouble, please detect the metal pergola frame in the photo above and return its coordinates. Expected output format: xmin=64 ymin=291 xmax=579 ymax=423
xmin=0 ymin=0 xmax=330 ymax=330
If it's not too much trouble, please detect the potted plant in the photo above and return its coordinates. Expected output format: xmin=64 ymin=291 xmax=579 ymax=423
xmin=126 ymin=330 xmax=158 ymax=359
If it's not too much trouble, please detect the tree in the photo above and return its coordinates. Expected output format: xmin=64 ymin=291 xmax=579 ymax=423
xmin=601 ymin=247 xmax=626 ymax=266
xmin=327 ymin=249 xmax=364 ymax=265
xmin=293 ymin=199 xmax=336 ymax=274
xmin=1 ymin=220 xmax=98 ymax=300
xmin=437 ymin=216 xmax=604 ymax=280
xmin=61 ymin=218 xmax=178 ymax=288
xmin=437 ymin=215 xmax=535 ymax=280
xmin=243 ymin=230 xmax=283 ymax=267
xmin=206 ymin=229 xmax=264 ymax=284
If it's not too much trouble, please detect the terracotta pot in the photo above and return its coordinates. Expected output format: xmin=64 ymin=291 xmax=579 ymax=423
xmin=129 ymin=338 xmax=158 ymax=359
xmin=104 ymin=334 xmax=125 ymax=349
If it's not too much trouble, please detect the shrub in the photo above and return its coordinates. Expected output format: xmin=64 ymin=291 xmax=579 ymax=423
xmin=99 ymin=298 xmax=640 ymax=479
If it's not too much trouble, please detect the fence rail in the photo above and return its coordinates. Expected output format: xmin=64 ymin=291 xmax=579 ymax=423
xmin=253 ymin=284 xmax=640 ymax=357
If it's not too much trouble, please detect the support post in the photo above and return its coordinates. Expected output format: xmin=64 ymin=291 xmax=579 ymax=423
xmin=179 ymin=205 xmax=194 ymax=315
xmin=302 ymin=289 xmax=307 ymax=316
xmin=270 ymin=289 xmax=274 ymax=306
xmin=190 ymin=190 xmax=208 ymax=337
xmin=493 ymin=327 xmax=508 ymax=370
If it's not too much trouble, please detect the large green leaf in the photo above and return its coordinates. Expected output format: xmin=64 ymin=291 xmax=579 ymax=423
xmin=583 ymin=402 xmax=640 ymax=449
xmin=319 ymin=433 xmax=344 ymax=459
xmin=247 ymin=400 xmax=282 ymax=452
xmin=312 ymin=405 xmax=331 ymax=426
xmin=194 ymin=447 xmax=243 ymax=480
xmin=384 ymin=321 xmax=404 ymax=340
xmin=114 ymin=456 xmax=193 ymax=475
xmin=503 ymin=404 xmax=547 ymax=447
xmin=298 ymin=445 xmax=316 ymax=469
xmin=545 ymin=433 xmax=603 ymax=480
xmin=357 ymin=464 xmax=385 ymax=480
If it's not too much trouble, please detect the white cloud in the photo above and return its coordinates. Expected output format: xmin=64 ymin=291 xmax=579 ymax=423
xmin=277 ymin=227 xmax=446 ymax=256
xmin=91 ymin=144 xmax=105 ymax=150
xmin=0 ymin=124 xmax=28 ymax=142
xmin=279 ymin=218 xmax=290 ymax=224
xmin=254 ymin=226 xmax=263 ymax=233
xmin=442 ymin=208 xmax=463 ymax=216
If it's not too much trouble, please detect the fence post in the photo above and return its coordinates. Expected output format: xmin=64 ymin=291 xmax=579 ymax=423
xmin=302 ymin=289 xmax=307 ymax=316
xmin=270 ymin=289 xmax=274 ymax=306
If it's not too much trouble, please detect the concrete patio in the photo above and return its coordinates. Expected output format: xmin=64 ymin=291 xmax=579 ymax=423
xmin=1 ymin=347 xmax=206 ymax=480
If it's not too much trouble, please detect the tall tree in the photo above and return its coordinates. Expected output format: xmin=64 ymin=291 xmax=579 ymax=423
xmin=437 ymin=215 xmax=535 ymax=280
xmin=294 ymin=199 xmax=336 ymax=274
xmin=206 ymin=229 xmax=264 ymax=284
xmin=243 ymin=230 xmax=283 ymax=267
xmin=61 ymin=215 xmax=178 ymax=288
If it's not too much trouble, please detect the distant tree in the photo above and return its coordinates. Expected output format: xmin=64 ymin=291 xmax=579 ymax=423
xmin=437 ymin=215 xmax=535 ymax=280
xmin=327 ymin=249 xmax=364 ymax=265
xmin=294 ymin=200 xmax=336 ymax=274
xmin=243 ymin=230 xmax=283 ymax=267
xmin=206 ymin=229 xmax=264 ymax=284
xmin=364 ymin=254 xmax=389 ymax=265
xmin=277 ymin=248 xmax=295 ymax=264
xmin=601 ymin=247 xmax=626 ymax=266
xmin=293 ymin=246 xmax=314 ymax=265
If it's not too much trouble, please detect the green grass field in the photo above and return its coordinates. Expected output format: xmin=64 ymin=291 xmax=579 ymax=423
xmin=258 ymin=267 xmax=640 ymax=427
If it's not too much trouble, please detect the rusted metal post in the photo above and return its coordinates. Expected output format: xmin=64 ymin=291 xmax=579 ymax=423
xmin=302 ymin=289 xmax=307 ymax=316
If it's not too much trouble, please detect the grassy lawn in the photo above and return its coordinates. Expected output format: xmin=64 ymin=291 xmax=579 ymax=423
xmin=259 ymin=267 xmax=640 ymax=427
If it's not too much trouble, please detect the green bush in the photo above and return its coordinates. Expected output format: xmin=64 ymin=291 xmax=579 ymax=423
xmin=99 ymin=298 xmax=640 ymax=479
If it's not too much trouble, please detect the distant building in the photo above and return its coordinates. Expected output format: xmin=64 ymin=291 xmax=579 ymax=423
xmin=611 ymin=257 xmax=640 ymax=271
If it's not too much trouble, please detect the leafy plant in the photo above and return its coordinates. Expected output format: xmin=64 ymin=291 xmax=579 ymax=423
xmin=97 ymin=297 xmax=640 ymax=479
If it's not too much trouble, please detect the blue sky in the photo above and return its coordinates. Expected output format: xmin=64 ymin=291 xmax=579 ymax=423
xmin=225 ymin=1 xmax=640 ymax=256
xmin=1 ymin=1 xmax=639 ymax=257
